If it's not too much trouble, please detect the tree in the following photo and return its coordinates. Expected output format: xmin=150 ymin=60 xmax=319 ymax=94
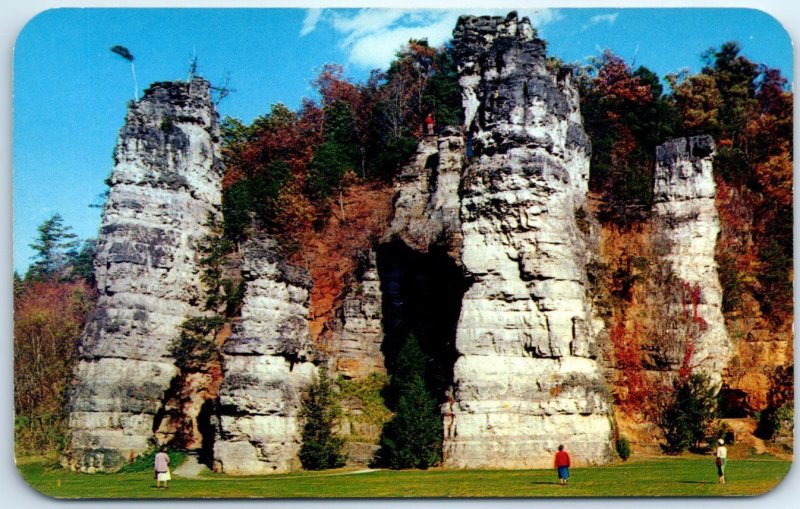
xmin=67 ymin=239 xmax=97 ymax=287
xmin=377 ymin=335 xmax=443 ymax=469
xmin=168 ymin=316 xmax=225 ymax=371
xmin=579 ymin=51 xmax=677 ymax=223
xmin=299 ymin=365 xmax=346 ymax=470
xmin=667 ymin=73 xmax=721 ymax=137
xmin=111 ymin=45 xmax=138 ymax=101
xmin=701 ymin=42 xmax=758 ymax=144
xmin=659 ymin=373 xmax=718 ymax=453
xmin=14 ymin=278 xmax=93 ymax=452
xmin=27 ymin=213 xmax=79 ymax=281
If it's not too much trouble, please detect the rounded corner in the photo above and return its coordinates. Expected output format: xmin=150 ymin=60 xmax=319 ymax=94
xmin=737 ymin=7 xmax=795 ymax=59
xmin=751 ymin=453 xmax=797 ymax=498
xmin=13 ymin=456 xmax=67 ymax=501
xmin=14 ymin=7 xmax=72 ymax=55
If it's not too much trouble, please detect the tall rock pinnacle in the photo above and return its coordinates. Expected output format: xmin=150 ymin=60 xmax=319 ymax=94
xmin=385 ymin=12 xmax=614 ymax=468
xmin=445 ymin=12 xmax=613 ymax=468
xmin=653 ymin=135 xmax=732 ymax=385
xmin=65 ymin=78 xmax=224 ymax=471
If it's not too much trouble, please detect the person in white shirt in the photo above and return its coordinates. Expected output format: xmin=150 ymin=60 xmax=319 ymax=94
xmin=715 ymin=438 xmax=728 ymax=484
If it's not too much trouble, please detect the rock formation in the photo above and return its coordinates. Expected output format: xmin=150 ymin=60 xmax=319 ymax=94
xmin=386 ymin=12 xmax=614 ymax=468
xmin=653 ymin=136 xmax=732 ymax=385
xmin=328 ymin=250 xmax=386 ymax=379
xmin=212 ymin=236 xmax=316 ymax=474
xmin=65 ymin=78 xmax=223 ymax=472
xmin=61 ymin=13 xmax=745 ymax=476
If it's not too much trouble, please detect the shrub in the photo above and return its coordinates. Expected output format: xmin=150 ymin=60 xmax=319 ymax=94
xmin=659 ymin=373 xmax=718 ymax=453
xmin=118 ymin=446 xmax=186 ymax=473
xmin=299 ymin=366 xmax=347 ymax=470
xmin=616 ymin=435 xmax=632 ymax=461
xmin=338 ymin=372 xmax=391 ymax=434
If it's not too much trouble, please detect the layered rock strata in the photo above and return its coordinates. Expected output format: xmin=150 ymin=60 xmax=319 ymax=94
xmin=653 ymin=136 xmax=732 ymax=385
xmin=387 ymin=12 xmax=614 ymax=468
xmin=447 ymin=13 xmax=612 ymax=468
xmin=389 ymin=127 xmax=466 ymax=256
xmin=213 ymin=236 xmax=316 ymax=474
xmin=65 ymin=78 xmax=224 ymax=472
xmin=329 ymin=250 xmax=386 ymax=379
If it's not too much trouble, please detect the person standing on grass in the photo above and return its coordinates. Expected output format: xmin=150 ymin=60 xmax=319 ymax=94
xmin=554 ymin=444 xmax=571 ymax=485
xmin=715 ymin=438 xmax=727 ymax=484
xmin=154 ymin=446 xmax=171 ymax=489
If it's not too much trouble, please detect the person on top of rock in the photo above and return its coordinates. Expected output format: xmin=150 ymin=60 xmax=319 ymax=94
xmin=715 ymin=438 xmax=728 ymax=484
xmin=154 ymin=446 xmax=171 ymax=489
xmin=424 ymin=113 xmax=435 ymax=135
xmin=554 ymin=444 xmax=571 ymax=486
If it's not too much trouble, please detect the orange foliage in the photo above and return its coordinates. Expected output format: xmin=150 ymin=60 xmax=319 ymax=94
xmin=222 ymin=102 xmax=324 ymax=190
xmin=594 ymin=53 xmax=652 ymax=108
xmin=754 ymin=152 xmax=792 ymax=209
xmin=291 ymin=181 xmax=394 ymax=340
xmin=14 ymin=278 xmax=94 ymax=451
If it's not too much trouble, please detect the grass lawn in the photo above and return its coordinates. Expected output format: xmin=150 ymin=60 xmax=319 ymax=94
xmin=16 ymin=454 xmax=791 ymax=499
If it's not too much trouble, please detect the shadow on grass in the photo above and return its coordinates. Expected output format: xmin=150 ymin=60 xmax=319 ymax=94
xmin=530 ymin=481 xmax=560 ymax=485
xmin=677 ymin=480 xmax=713 ymax=484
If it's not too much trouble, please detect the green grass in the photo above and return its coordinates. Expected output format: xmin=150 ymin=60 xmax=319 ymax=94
xmin=16 ymin=454 xmax=791 ymax=499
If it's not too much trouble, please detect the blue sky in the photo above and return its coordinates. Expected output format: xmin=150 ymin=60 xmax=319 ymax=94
xmin=13 ymin=7 xmax=792 ymax=274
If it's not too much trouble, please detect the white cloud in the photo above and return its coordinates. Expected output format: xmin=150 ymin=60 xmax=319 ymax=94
xmin=300 ymin=9 xmax=323 ymax=37
xmin=302 ymin=8 xmax=564 ymax=70
xmin=526 ymin=8 xmax=565 ymax=27
xmin=586 ymin=13 xmax=619 ymax=29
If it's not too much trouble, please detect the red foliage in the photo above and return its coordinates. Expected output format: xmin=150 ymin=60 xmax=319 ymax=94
xmin=610 ymin=319 xmax=649 ymax=415
xmin=594 ymin=52 xmax=653 ymax=111
xmin=222 ymin=102 xmax=324 ymax=190
xmin=14 ymin=278 xmax=95 ymax=451
xmin=291 ymin=181 xmax=394 ymax=340
xmin=677 ymin=338 xmax=696 ymax=381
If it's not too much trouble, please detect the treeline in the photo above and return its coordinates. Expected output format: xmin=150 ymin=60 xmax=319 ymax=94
xmin=220 ymin=39 xmax=461 ymax=246
xmin=14 ymin=36 xmax=792 ymax=462
xmin=14 ymin=214 xmax=97 ymax=453
xmin=577 ymin=42 xmax=792 ymax=320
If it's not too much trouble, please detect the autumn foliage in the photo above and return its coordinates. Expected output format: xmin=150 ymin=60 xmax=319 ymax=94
xmin=14 ymin=279 xmax=94 ymax=452
xmin=217 ymin=40 xmax=461 ymax=337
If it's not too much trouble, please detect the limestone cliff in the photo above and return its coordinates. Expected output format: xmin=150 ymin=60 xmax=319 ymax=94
xmin=65 ymin=78 xmax=223 ymax=472
xmin=328 ymin=250 xmax=386 ymax=379
xmin=386 ymin=12 xmax=614 ymax=468
xmin=60 ymin=13 xmax=748 ymax=476
xmin=212 ymin=236 xmax=316 ymax=474
xmin=653 ymin=136 xmax=732 ymax=385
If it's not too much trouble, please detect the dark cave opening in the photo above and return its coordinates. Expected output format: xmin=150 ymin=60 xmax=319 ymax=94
xmin=197 ymin=398 xmax=217 ymax=466
xmin=377 ymin=241 xmax=469 ymax=404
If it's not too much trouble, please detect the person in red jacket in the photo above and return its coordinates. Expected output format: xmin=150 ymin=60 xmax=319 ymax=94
xmin=554 ymin=444 xmax=571 ymax=485
xmin=424 ymin=113 xmax=435 ymax=135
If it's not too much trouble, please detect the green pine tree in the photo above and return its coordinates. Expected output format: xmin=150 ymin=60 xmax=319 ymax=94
xmin=660 ymin=373 xmax=718 ymax=453
xmin=27 ymin=213 xmax=79 ymax=281
xmin=378 ymin=334 xmax=443 ymax=469
xmin=299 ymin=365 xmax=346 ymax=470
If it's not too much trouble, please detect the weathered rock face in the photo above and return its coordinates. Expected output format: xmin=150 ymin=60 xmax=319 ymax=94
xmin=386 ymin=12 xmax=614 ymax=468
xmin=213 ymin=236 xmax=316 ymax=474
xmin=65 ymin=79 xmax=223 ymax=472
xmin=653 ymin=136 xmax=732 ymax=385
xmin=389 ymin=127 xmax=466 ymax=257
xmin=328 ymin=250 xmax=385 ymax=379
xmin=448 ymin=13 xmax=611 ymax=468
